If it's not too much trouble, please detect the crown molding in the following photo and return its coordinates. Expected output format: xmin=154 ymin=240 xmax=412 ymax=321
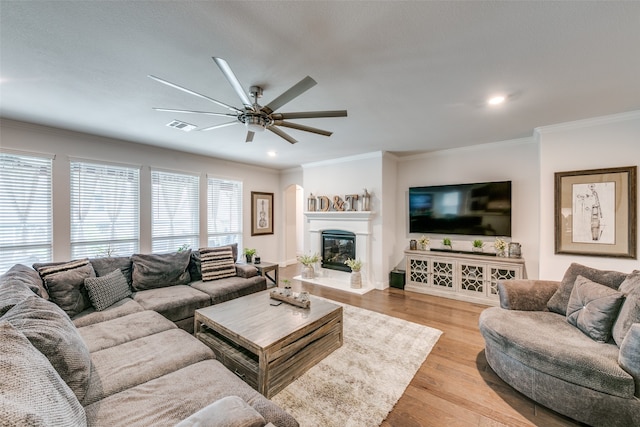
xmin=534 ymin=110 xmax=640 ymax=135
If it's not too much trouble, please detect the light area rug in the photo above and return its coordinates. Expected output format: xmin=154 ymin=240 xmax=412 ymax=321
xmin=271 ymin=300 xmax=442 ymax=427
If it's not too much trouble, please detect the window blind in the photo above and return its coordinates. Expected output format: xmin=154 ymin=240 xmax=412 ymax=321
xmin=207 ymin=177 xmax=242 ymax=253
xmin=70 ymin=161 xmax=140 ymax=258
xmin=151 ymin=170 xmax=199 ymax=253
xmin=0 ymin=152 xmax=53 ymax=272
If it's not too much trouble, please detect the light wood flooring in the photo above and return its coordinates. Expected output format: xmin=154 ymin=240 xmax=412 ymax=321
xmin=279 ymin=264 xmax=583 ymax=427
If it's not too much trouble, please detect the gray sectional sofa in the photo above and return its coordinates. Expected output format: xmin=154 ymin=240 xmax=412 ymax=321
xmin=0 ymin=244 xmax=298 ymax=427
xmin=479 ymin=263 xmax=640 ymax=427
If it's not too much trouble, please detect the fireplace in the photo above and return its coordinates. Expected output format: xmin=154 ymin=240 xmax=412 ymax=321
xmin=321 ymin=230 xmax=355 ymax=272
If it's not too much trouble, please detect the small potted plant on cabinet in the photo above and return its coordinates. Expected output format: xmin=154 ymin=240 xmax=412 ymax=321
xmin=243 ymin=248 xmax=257 ymax=263
xmin=418 ymin=235 xmax=430 ymax=251
xmin=472 ymin=239 xmax=484 ymax=253
xmin=442 ymin=237 xmax=452 ymax=250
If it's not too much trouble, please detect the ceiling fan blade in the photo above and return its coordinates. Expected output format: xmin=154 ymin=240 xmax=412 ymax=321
xmin=272 ymin=120 xmax=332 ymax=137
xmin=153 ymin=108 xmax=237 ymax=118
xmin=268 ymin=126 xmax=298 ymax=144
xmin=197 ymin=121 xmax=239 ymax=132
xmin=262 ymin=76 xmax=317 ymax=114
xmin=212 ymin=57 xmax=253 ymax=110
xmin=271 ymin=110 xmax=348 ymax=120
xmin=148 ymin=75 xmax=242 ymax=113
xmin=246 ymin=131 xmax=255 ymax=143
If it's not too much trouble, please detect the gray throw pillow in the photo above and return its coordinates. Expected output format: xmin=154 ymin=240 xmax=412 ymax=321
xmin=612 ymin=270 xmax=640 ymax=346
xmin=547 ymin=263 xmax=628 ymax=315
xmin=84 ymin=268 xmax=132 ymax=311
xmin=131 ymin=250 xmax=192 ymax=291
xmin=2 ymin=296 xmax=92 ymax=402
xmin=174 ymin=395 xmax=266 ymax=427
xmin=200 ymin=246 xmax=236 ymax=281
xmin=0 ymin=321 xmax=87 ymax=426
xmin=36 ymin=258 xmax=96 ymax=317
xmin=566 ymin=275 xmax=625 ymax=343
xmin=89 ymin=256 xmax=133 ymax=286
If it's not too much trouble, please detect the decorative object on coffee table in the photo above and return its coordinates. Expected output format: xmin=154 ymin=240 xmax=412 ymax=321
xmin=297 ymin=253 xmax=320 ymax=279
xmin=270 ymin=289 xmax=310 ymax=309
xmin=344 ymin=258 xmax=362 ymax=289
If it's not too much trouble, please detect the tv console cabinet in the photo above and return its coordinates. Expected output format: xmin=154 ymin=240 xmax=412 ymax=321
xmin=404 ymin=249 xmax=525 ymax=306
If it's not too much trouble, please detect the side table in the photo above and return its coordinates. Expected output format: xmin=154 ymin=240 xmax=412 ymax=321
xmin=253 ymin=261 xmax=279 ymax=286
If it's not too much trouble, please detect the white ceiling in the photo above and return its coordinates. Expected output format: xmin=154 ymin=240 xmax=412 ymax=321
xmin=1 ymin=1 xmax=639 ymax=169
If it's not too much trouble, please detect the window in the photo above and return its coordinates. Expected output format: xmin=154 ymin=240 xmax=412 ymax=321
xmin=151 ymin=170 xmax=199 ymax=253
xmin=208 ymin=176 xmax=242 ymax=252
xmin=0 ymin=152 xmax=53 ymax=272
xmin=70 ymin=161 xmax=140 ymax=258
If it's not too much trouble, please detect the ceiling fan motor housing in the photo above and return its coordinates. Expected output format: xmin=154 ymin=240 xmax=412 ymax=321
xmin=241 ymin=112 xmax=271 ymax=132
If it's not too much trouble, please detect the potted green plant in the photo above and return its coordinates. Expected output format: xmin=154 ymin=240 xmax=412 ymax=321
xmin=472 ymin=239 xmax=484 ymax=252
xmin=297 ymin=253 xmax=321 ymax=279
xmin=243 ymin=248 xmax=257 ymax=263
xmin=344 ymin=258 xmax=363 ymax=289
xmin=442 ymin=237 xmax=452 ymax=250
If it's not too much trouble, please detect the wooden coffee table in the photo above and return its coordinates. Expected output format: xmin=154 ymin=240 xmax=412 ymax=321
xmin=194 ymin=290 xmax=343 ymax=398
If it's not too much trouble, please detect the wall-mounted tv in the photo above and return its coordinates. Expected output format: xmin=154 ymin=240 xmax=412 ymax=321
xmin=409 ymin=181 xmax=512 ymax=237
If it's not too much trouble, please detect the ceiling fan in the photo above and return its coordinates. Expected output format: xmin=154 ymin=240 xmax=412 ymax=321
xmin=148 ymin=57 xmax=347 ymax=144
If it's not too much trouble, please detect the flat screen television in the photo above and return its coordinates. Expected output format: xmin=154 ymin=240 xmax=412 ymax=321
xmin=409 ymin=181 xmax=512 ymax=237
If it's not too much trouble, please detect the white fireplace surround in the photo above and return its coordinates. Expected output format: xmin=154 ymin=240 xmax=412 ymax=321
xmin=301 ymin=211 xmax=375 ymax=294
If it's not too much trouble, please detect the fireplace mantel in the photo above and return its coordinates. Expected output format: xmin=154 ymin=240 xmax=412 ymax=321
xmin=302 ymin=210 xmax=375 ymax=294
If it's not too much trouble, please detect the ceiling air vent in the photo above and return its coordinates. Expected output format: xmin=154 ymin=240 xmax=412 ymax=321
xmin=166 ymin=120 xmax=196 ymax=132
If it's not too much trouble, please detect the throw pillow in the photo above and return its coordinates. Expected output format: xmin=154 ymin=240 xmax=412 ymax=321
xmin=619 ymin=324 xmax=640 ymax=398
xmin=174 ymin=395 xmax=266 ymax=427
xmin=84 ymin=268 xmax=132 ymax=311
xmin=131 ymin=250 xmax=192 ymax=291
xmin=35 ymin=258 xmax=96 ymax=317
xmin=89 ymin=256 xmax=133 ymax=286
xmin=612 ymin=270 xmax=640 ymax=346
xmin=200 ymin=246 xmax=237 ymax=281
xmin=566 ymin=275 xmax=625 ymax=343
xmin=547 ymin=263 xmax=628 ymax=315
xmin=2 ymin=296 xmax=93 ymax=403
xmin=0 ymin=321 xmax=87 ymax=426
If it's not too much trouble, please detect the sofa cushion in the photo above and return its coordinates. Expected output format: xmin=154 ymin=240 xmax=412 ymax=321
xmin=133 ymin=285 xmax=211 ymax=322
xmin=35 ymin=258 xmax=96 ymax=317
xmin=72 ymin=297 xmax=145 ymax=328
xmin=85 ymin=268 xmax=132 ymax=311
xmin=174 ymin=395 xmax=266 ymax=427
xmin=566 ymin=276 xmax=625 ymax=343
xmin=131 ymin=251 xmax=191 ymax=291
xmin=479 ymin=307 xmax=635 ymax=398
xmin=78 ymin=310 xmax=177 ymax=353
xmin=619 ymin=324 xmax=640 ymax=398
xmin=547 ymin=263 xmax=628 ymax=315
xmin=0 ymin=321 xmax=87 ymax=426
xmin=82 ymin=328 xmax=214 ymax=405
xmin=236 ymin=263 xmax=259 ymax=279
xmin=84 ymin=360 xmax=298 ymax=427
xmin=90 ymin=256 xmax=133 ymax=286
xmin=2 ymin=296 xmax=92 ymax=402
xmin=191 ymin=275 xmax=267 ymax=305
xmin=200 ymin=246 xmax=237 ymax=281
xmin=0 ymin=280 xmax=38 ymax=316
xmin=612 ymin=270 xmax=640 ymax=346
xmin=1 ymin=263 xmax=48 ymax=299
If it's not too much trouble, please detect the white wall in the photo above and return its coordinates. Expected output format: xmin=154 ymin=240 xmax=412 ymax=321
xmin=0 ymin=119 xmax=281 ymax=262
xmin=395 ymin=138 xmax=541 ymax=278
xmin=537 ymin=111 xmax=640 ymax=280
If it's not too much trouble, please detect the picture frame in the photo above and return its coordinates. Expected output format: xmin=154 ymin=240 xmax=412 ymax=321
xmin=251 ymin=191 xmax=274 ymax=236
xmin=555 ymin=166 xmax=636 ymax=258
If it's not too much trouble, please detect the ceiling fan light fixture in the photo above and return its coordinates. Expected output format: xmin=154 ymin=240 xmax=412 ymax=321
xmin=243 ymin=114 xmax=269 ymax=132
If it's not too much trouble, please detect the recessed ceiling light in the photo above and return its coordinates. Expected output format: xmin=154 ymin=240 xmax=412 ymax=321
xmin=267 ymin=151 xmax=277 ymax=157
xmin=488 ymin=95 xmax=506 ymax=106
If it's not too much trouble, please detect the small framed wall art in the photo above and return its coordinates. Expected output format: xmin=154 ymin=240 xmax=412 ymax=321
xmin=251 ymin=191 xmax=274 ymax=236
xmin=554 ymin=166 xmax=636 ymax=258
